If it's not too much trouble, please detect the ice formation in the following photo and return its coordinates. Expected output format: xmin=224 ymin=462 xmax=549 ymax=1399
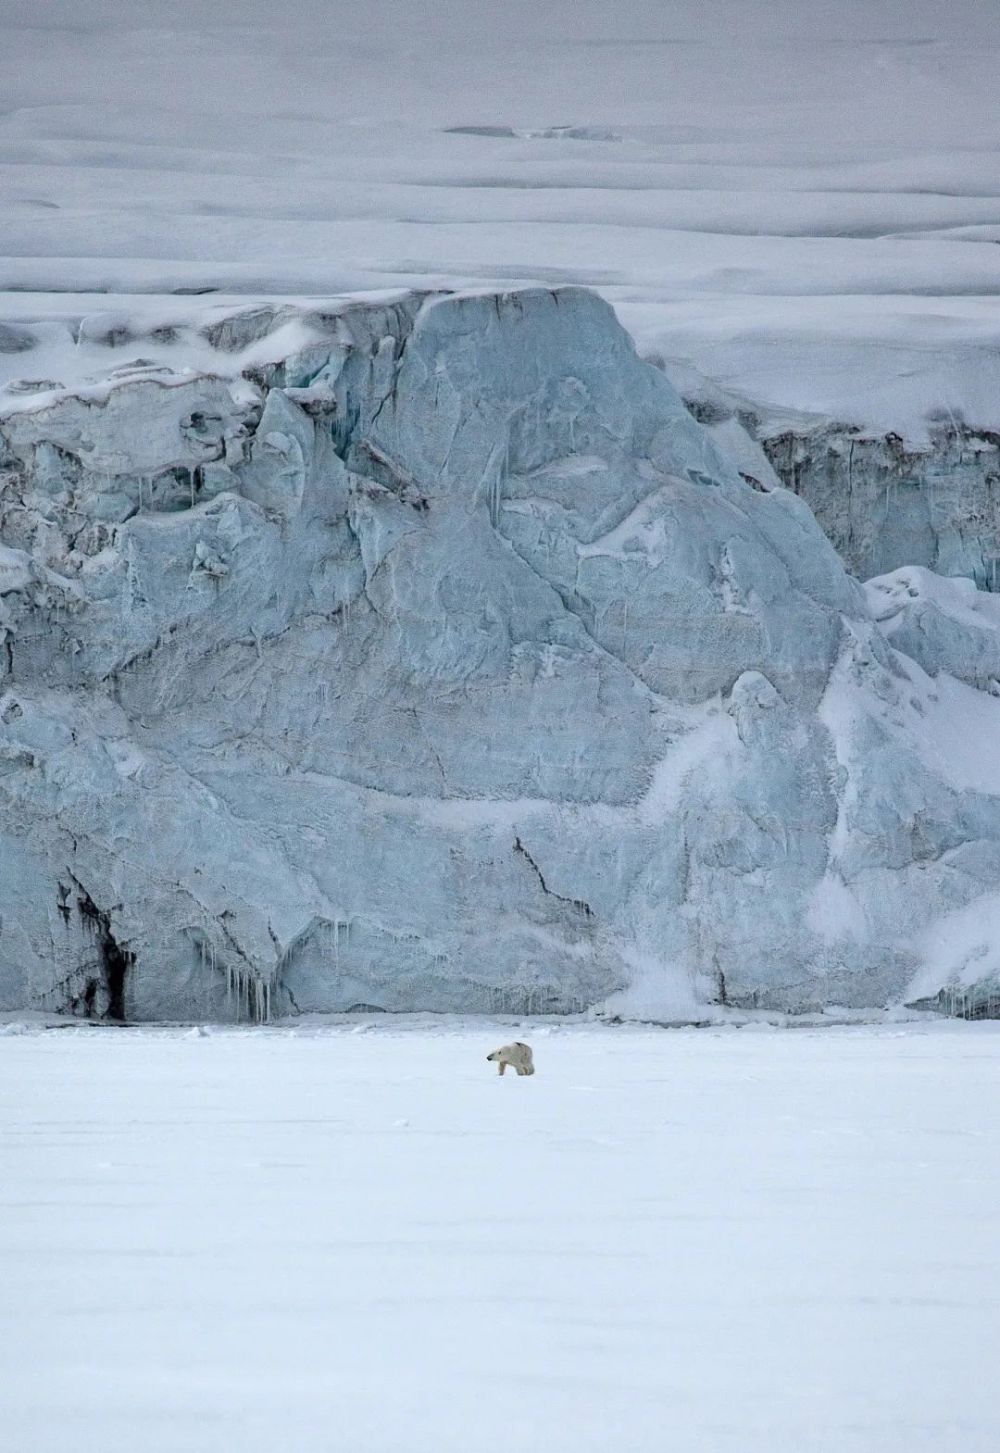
xmin=759 ymin=420 xmax=1000 ymax=588
xmin=668 ymin=377 xmax=1000 ymax=589
xmin=1 ymin=286 xmax=999 ymax=1021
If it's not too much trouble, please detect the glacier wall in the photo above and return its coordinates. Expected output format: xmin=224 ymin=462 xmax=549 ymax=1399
xmin=681 ymin=390 xmax=1000 ymax=589
xmin=2 ymin=287 xmax=1000 ymax=1021
xmin=763 ymin=423 xmax=1000 ymax=588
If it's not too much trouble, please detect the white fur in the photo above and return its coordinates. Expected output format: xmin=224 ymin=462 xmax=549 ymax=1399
xmin=486 ymin=1041 xmax=535 ymax=1076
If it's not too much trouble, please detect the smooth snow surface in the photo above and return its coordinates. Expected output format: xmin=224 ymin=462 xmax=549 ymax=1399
xmin=2 ymin=1020 xmax=999 ymax=1453
xmin=2 ymin=0 xmax=999 ymax=437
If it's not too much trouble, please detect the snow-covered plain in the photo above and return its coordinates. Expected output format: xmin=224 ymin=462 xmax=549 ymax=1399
xmin=3 ymin=0 xmax=999 ymax=438
xmin=2 ymin=1018 xmax=999 ymax=1453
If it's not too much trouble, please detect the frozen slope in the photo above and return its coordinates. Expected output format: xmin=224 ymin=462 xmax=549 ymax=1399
xmin=3 ymin=286 xmax=1000 ymax=1019
xmin=3 ymin=1020 xmax=1000 ymax=1453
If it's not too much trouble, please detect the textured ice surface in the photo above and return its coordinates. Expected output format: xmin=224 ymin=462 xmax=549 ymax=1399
xmin=674 ymin=379 xmax=1000 ymax=587
xmin=2 ymin=286 xmax=1000 ymax=1019
xmin=758 ymin=421 xmax=1000 ymax=587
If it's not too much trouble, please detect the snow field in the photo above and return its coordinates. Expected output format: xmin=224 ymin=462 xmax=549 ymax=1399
xmin=2 ymin=1020 xmax=999 ymax=1453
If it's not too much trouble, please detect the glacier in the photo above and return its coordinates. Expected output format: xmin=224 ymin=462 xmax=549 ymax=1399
xmin=677 ymin=388 xmax=1000 ymax=590
xmin=2 ymin=285 xmax=1000 ymax=1021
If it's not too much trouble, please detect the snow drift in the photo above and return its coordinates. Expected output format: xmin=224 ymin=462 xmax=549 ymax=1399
xmin=1 ymin=287 xmax=999 ymax=1020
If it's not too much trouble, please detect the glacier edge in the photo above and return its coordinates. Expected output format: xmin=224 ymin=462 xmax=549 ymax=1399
xmin=1 ymin=286 xmax=999 ymax=1021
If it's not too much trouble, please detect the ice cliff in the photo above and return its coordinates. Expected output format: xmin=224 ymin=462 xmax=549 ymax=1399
xmin=2 ymin=287 xmax=999 ymax=1021
xmin=679 ymin=387 xmax=1000 ymax=590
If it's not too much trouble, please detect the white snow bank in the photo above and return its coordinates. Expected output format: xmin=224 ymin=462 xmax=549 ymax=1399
xmin=908 ymin=675 xmax=1000 ymax=797
xmin=907 ymin=895 xmax=1000 ymax=1008
xmin=866 ymin=567 xmax=1000 ymax=694
xmin=866 ymin=566 xmax=1000 ymax=635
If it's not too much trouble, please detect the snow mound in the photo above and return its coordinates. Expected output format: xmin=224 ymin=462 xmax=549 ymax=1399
xmin=866 ymin=566 xmax=1000 ymax=689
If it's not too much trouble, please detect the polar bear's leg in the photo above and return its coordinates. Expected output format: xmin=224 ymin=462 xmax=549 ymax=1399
xmin=498 ymin=1060 xmax=506 ymax=1075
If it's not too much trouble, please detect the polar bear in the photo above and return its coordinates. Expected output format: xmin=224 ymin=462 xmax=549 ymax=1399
xmin=487 ymin=1041 xmax=535 ymax=1076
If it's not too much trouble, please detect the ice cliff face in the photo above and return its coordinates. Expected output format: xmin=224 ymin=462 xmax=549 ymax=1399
xmin=683 ymin=391 xmax=1000 ymax=589
xmin=2 ymin=287 xmax=999 ymax=1021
